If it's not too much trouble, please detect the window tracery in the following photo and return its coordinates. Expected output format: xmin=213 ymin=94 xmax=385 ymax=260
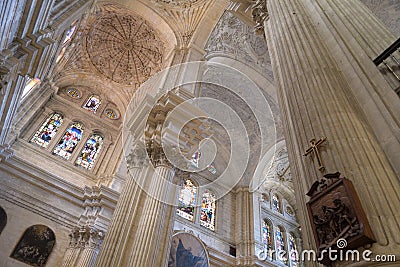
xmin=75 ymin=133 xmax=104 ymax=170
xmin=200 ymin=190 xmax=216 ymax=231
xmin=53 ymin=122 xmax=84 ymax=160
xmin=177 ymin=179 xmax=197 ymax=221
xmin=31 ymin=113 xmax=64 ymax=148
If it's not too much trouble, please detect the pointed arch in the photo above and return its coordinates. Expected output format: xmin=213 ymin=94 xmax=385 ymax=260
xmin=53 ymin=122 xmax=84 ymax=160
xmin=0 ymin=207 xmax=6 ymax=235
xmin=75 ymin=133 xmax=104 ymax=170
xmin=11 ymin=225 xmax=55 ymax=267
xmin=30 ymin=113 xmax=64 ymax=148
xmin=177 ymin=179 xmax=197 ymax=221
xmin=200 ymin=189 xmax=216 ymax=231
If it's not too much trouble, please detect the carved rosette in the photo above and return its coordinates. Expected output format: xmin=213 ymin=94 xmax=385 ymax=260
xmin=251 ymin=0 xmax=269 ymax=34
xmin=68 ymin=226 xmax=104 ymax=249
xmin=85 ymin=10 xmax=165 ymax=85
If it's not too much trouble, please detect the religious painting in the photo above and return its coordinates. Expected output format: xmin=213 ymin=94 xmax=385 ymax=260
xmin=306 ymin=172 xmax=375 ymax=265
xmin=82 ymin=95 xmax=101 ymax=113
xmin=31 ymin=113 xmax=63 ymax=148
xmin=200 ymin=190 xmax=216 ymax=231
xmin=177 ymin=179 xmax=197 ymax=221
xmin=75 ymin=134 xmax=104 ymax=170
xmin=11 ymin=225 xmax=55 ymax=267
xmin=0 ymin=206 xmax=6 ymax=235
xmin=168 ymin=232 xmax=209 ymax=267
xmin=53 ymin=122 xmax=84 ymax=160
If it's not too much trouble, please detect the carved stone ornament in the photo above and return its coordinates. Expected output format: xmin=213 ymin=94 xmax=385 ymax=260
xmin=152 ymin=0 xmax=204 ymax=8
xmin=0 ymin=67 xmax=9 ymax=95
xmin=86 ymin=10 xmax=165 ymax=85
xmin=251 ymin=0 xmax=269 ymax=34
xmin=306 ymin=172 xmax=375 ymax=265
xmin=126 ymin=144 xmax=146 ymax=169
xmin=68 ymin=225 xmax=104 ymax=249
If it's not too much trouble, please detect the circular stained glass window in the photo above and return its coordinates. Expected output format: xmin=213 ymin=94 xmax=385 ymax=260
xmin=286 ymin=205 xmax=295 ymax=216
xmin=66 ymin=88 xmax=81 ymax=99
xmin=105 ymin=109 xmax=118 ymax=120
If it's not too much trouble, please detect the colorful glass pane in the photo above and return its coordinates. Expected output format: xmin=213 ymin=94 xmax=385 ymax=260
xmin=275 ymin=226 xmax=287 ymax=263
xmin=262 ymin=220 xmax=273 ymax=260
xmin=105 ymin=109 xmax=118 ymax=119
xmin=191 ymin=149 xmax=201 ymax=168
xmin=177 ymin=179 xmax=197 ymax=221
xmin=272 ymin=194 xmax=281 ymax=213
xmin=289 ymin=233 xmax=298 ymax=266
xmin=66 ymin=88 xmax=81 ymax=99
xmin=31 ymin=113 xmax=63 ymax=148
xmin=63 ymin=25 xmax=76 ymax=44
xmin=75 ymin=134 xmax=104 ymax=170
xmin=276 ymin=226 xmax=285 ymax=251
xmin=82 ymin=95 xmax=101 ymax=113
xmin=207 ymin=164 xmax=217 ymax=174
xmin=53 ymin=123 xmax=83 ymax=160
xmin=200 ymin=190 xmax=216 ymax=231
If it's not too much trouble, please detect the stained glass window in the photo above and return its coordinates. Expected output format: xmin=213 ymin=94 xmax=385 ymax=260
xmin=191 ymin=149 xmax=201 ymax=168
xmin=75 ymin=134 xmax=104 ymax=170
xmin=31 ymin=113 xmax=63 ymax=148
xmin=53 ymin=122 xmax=84 ymax=160
xmin=82 ymin=95 xmax=101 ymax=113
xmin=289 ymin=233 xmax=299 ymax=267
xmin=63 ymin=24 xmax=77 ymax=44
xmin=177 ymin=179 xmax=197 ymax=221
xmin=275 ymin=226 xmax=287 ymax=263
xmin=200 ymin=190 xmax=216 ymax=231
xmin=272 ymin=194 xmax=281 ymax=213
xmin=262 ymin=219 xmax=273 ymax=260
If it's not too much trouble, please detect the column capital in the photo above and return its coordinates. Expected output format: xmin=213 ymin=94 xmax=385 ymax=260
xmin=68 ymin=225 xmax=104 ymax=249
xmin=126 ymin=143 xmax=147 ymax=169
xmin=251 ymin=0 xmax=269 ymax=34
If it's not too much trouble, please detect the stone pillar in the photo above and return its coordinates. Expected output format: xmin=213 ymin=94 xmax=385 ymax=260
xmin=128 ymin=149 xmax=176 ymax=266
xmin=95 ymin=145 xmax=146 ymax=266
xmin=263 ymin=0 xmax=400 ymax=262
xmin=62 ymin=226 xmax=104 ymax=267
xmin=235 ymin=188 xmax=257 ymax=266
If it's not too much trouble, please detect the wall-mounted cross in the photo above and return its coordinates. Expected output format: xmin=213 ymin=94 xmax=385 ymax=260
xmin=304 ymin=137 xmax=327 ymax=172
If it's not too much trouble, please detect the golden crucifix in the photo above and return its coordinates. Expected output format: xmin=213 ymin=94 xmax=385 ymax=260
xmin=304 ymin=137 xmax=327 ymax=172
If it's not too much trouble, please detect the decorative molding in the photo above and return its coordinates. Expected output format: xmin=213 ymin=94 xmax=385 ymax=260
xmin=68 ymin=225 xmax=104 ymax=249
xmin=85 ymin=9 xmax=165 ymax=85
xmin=251 ymin=0 xmax=269 ymax=34
xmin=205 ymin=11 xmax=273 ymax=80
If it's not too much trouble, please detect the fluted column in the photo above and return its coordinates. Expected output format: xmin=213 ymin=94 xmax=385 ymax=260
xmin=264 ymin=0 xmax=400 ymax=263
xmin=235 ymin=188 xmax=257 ymax=266
xmin=128 ymin=150 xmax=176 ymax=267
xmin=95 ymin=145 xmax=146 ymax=266
xmin=62 ymin=226 xmax=104 ymax=267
